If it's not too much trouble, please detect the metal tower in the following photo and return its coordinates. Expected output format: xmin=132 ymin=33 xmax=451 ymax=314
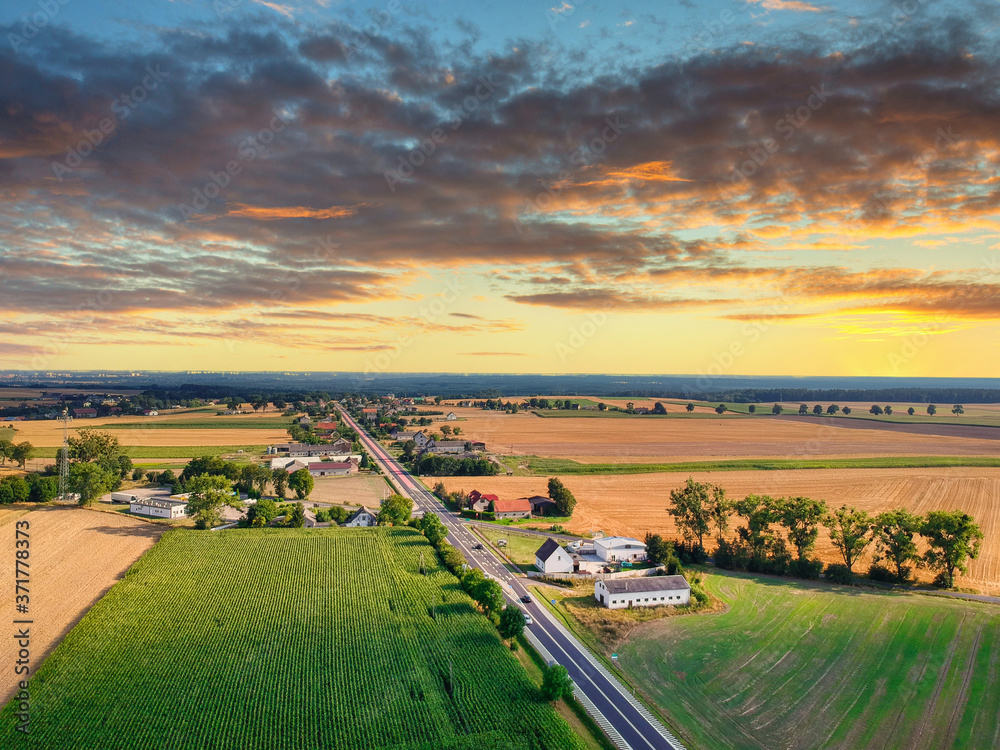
xmin=58 ymin=408 xmax=70 ymax=501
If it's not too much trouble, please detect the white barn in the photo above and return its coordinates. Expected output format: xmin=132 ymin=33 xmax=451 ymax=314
xmin=594 ymin=536 xmax=647 ymax=563
xmin=595 ymin=576 xmax=690 ymax=609
xmin=344 ymin=506 xmax=377 ymax=527
xmin=535 ymin=538 xmax=574 ymax=575
xmin=129 ymin=496 xmax=189 ymax=519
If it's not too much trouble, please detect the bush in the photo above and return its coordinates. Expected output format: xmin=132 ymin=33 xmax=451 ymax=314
xmin=713 ymin=539 xmax=750 ymax=571
xmin=866 ymin=563 xmax=897 ymax=583
xmin=824 ymin=563 xmax=854 ymax=585
xmin=131 ymin=468 xmax=144 ymax=481
xmin=674 ymin=540 xmax=708 ymax=565
xmin=788 ymin=557 xmax=824 ymax=580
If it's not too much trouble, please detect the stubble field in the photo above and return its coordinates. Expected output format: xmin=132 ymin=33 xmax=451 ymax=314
xmin=0 ymin=506 xmax=164 ymax=702
xmin=438 ymin=467 xmax=1000 ymax=593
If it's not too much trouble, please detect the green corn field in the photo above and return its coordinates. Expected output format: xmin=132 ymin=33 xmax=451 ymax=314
xmin=1 ymin=527 xmax=585 ymax=750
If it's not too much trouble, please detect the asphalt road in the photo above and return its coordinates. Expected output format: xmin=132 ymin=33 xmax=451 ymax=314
xmin=338 ymin=407 xmax=687 ymax=750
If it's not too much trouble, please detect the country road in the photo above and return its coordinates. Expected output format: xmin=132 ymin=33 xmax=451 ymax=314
xmin=337 ymin=406 xmax=687 ymax=750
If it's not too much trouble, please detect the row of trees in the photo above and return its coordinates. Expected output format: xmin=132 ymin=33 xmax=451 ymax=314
xmin=667 ymin=479 xmax=983 ymax=587
xmin=0 ymin=438 xmax=33 ymax=468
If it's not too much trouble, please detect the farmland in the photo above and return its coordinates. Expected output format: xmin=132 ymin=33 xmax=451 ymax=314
xmin=0 ymin=506 xmax=164 ymax=703
xmin=445 ymin=407 xmax=1000 ymax=463
xmin=307 ymin=474 xmax=392 ymax=506
xmin=438 ymin=467 xmax=1000 ymax=593
xmin=617 ymin=570 xmax=1000 ymax=750
xmin=0 ymin=527 xmax=587 ymax=750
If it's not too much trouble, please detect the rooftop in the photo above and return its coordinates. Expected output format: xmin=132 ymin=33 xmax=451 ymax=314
xmin=601 ymin=575 xmax=690 ymax=595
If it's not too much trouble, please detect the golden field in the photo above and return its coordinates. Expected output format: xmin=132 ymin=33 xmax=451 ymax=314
xmin=438 ymin=467 xmax=1000 ymax=594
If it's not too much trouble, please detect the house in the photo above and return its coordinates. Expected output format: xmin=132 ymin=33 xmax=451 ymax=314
xmin=72 ymin=408 xmax=97 ymax=418
xmin=535 ymin=538 xmax=574 ymax=575
xmin=526 ymin=495 xmax=557 ymax=516
xmin=392 ymin=429 xmax=430 ymax=448
xmin=296 ymin=415 xmax=312 ymax=425
xmin=492 ymin=498 xmax=531 ymax=520
xmin=362 ymin=408 xmax=378 ymax=422
xmin=594 ymin=536 xmax=647 ymax=563
xmin=307 ymin=461 xmax=355 ymax=477
xmin=330 ymin=437 xmax=352 ymax=453
xmin=446 ymin=412 xmax=458 ymax=421
xmin=425 ymin=440 xmax=467 ymax=454
xmin=470 ymin=441 xmax=486 ymax=451
xmin=467 ymin=492 xmax=497 ymax=512
xmin=143 ymin=409 xmax=159 ymax=417
xmin=315 ymin=421 xmax=337 ymax=432
xmin=595 ymin=576 xmax=690 ymax=609
xmin=129 ymin=496 xmax=188 ymax=519
xmin=344 ymin=506 xmax=378 ymax=527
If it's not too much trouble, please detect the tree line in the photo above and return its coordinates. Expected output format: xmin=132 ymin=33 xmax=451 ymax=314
xmin=666 ymin=478 xmax=984 ymax=588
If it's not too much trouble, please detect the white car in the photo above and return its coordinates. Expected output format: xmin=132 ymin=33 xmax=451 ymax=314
xmin=524 ymin=615 xmax=533 ymax=625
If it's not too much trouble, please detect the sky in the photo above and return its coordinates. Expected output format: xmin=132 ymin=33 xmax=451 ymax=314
xmin=1 ymin=0 xmax=999 ymax=377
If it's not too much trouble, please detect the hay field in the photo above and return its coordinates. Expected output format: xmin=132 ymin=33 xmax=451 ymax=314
xmin=448 ymin=409 xmax=1000 ymax=462
xmin=437 ymin=467 xmax=1000 ymax=593
xmin=5 ymin=413 xmax=289 ymax=448
xmin=0 ymin=506 xmax=164 ymax=702
xmin=306 ymin=474 xmax=391 ymax=506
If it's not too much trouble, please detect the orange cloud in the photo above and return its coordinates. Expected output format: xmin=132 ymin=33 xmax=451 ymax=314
xmin=222 ymin=203 xmax=369 ymax=220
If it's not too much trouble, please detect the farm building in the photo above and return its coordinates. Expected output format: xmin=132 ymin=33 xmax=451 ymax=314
xmin=129 ymin=496 xmax=189 ymax=519
xmin=307 ymin=461 xmax=356 ymax=477
xmin=392 ymin=429 xmax=430 ymax=447
xmin=526 ymin=495 xmax=557 ymax=516
xmin=315 ymin=421 xmax=337 ymax=432
xmin=72 ymin=408 xmax=97 ymax=418
xmin=271 ymin=455 xmax=361 ymax=471
xmin=535 ymin=538 xmax=574 ymax=575
xmin=425 ymin=440 xmax=467 ymax=454
xmin=330 ymin=437 xmax=353 ymax=453
xmin=446 ymin=412 xmax=458 ymax=420
xmin=343 ymin=506 xmax=378 ymax=527
xmin=594 ymin=536 xmax=647 ymax=563
xmin=492 ymin=498 xmax=531 ymax=520
xmin=595 ymin=576 xmax=690 ymax=609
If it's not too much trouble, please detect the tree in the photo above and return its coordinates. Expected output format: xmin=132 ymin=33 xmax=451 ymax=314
xmin=418 ymin=512 xmax=448 ymax=546
xmin=598 ymin=402 xmax=607 ymax=411
xmin=377 ymin=493 xmax=413 ymax=525
xmin=625 ymin=401 xmax=635 ymax=414
xmin=780 ymin=496 xmax=828 ymax=560
xmin=798 ymin=404 xmax=809 ymax=415
xmin=824 ymin=506 xmax=873 ymax=575
xmin=907 ymin=407 xmax=915 ymax=416
xmin=812 ymin=404 xmax=823 ymax=415
xmin=285 ymin=502 xmax=306 ymax=528
xmin=540 ymin=665 xmax=573 ymax=704
xmin=452 ymin=427 xmax=462 ymax=436
xmin=185 ymin=474 xmax=241 ymax=529
xmin=748 ymin=404 xmax=756 ymax=414
xmin=288 ymin=468 xmax=314 ymax=500
xmin=734 ymin=494 xmax=781 ymax=562
xmin=498 ymin=605 xmax=526 ymax=642
xmin=547 ymin=477 xmax=577 ymax=516
xmin=952 ymin=404 xmax=964 ymax=415
xmin=708 ymin=485 xmax=733 ymax=541
xmin=715 ymin=404 xmax=727 ymax=414
xmin=884 ymin=405 xmax=893 ymax=416
xmin=27 ymin=474 xmax=58 ymax=503
xmin=872 ymin=509 xmax=923 ymax=583
xmin=686 ymin=403 xmax=695 ymax=412
xmin=472 ymin=578 xmax=504 ymax=617
xmin=0 ymin=439 xmax=13 ymax=466
xmin=434 ymin=396 xmax=443 ymax=405
xmin=826 ymin=404 xmax=840 ymax=415
xmin=644 ymin=533 xmax=669 ymax=565
xmin=652 ymin=402 xmax=667 ymax=415
xmin=271 ymin=468 xmax=288 ymax=499
xmin=11 ymin=441 xmax=32 ymax=468
xmin=0 ymin=476 xmax=30 ymax=504
xmin=922 ymin=510 xmax=983 ymax=588
xmin=245 ymin=498 xmax=278 ymax=527
xmin=869 ymin=404 xmax=883 ymax=415
xmin=667 ymin=478 xmax=712 ymax=550
xmin=70 ymin=462 xmax=115 ymax=507
xmin=67 ymin=429 xmax=123 ymax=463
xmin=772 ymin=403 xmax=783 ymax=414
xmin=842 ymin=406 xmax=852 ymax=415
xmin=926 ymin=404 xmax=937 ymax=415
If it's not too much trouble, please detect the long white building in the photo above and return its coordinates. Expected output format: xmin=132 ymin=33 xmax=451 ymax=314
xmin=595 ymin=575 xmax=690 ymax=609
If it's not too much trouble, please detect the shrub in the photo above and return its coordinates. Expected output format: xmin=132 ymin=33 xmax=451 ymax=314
xmin=866 ymin=563 xmax=897 ymax=583
xmin=713 ymin=539 xmax=749 ymax=571
xmin=824 ymin=563 xmax=854 ymax=585
xmin=788 ymin=557 xmax=824 ymax=580
xmin=132 ymin=468 xmax=144 ymax=481
xmin=674 ymin=540 xmax=708 ymax=565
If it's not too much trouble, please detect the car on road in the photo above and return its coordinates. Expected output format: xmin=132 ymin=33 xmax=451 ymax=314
xmin=520 ymin=595 xmax=532 ymax=604
xmin=524 ymin=615 xmax=533 ymax=625
xmin=472 ymin=543 xmax=483 ymax=550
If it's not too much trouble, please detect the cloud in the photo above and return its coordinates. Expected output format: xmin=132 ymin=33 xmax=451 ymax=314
xmin=748 ymin=0 xmax=826 ymax=11
xmin=458 ymin=351 xmax=530 ymax=356
xmin=222 ymin=203 xmax=369 ymax=220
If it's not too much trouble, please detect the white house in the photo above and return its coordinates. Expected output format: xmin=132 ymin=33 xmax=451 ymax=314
xmin=595 ymin=576 xmax=690 ymax=609
xmin=129 ymin=496 xmax=188 ymax=519
xmin=535 ymin=538 xmax=574 ymax=575
xmin=344 ymin=506 xmax=377 ymax=527
xmin=593 ymin=536 xmax=647 ymax=563
xmin=446 ymin=412 xmax=458 ymax=421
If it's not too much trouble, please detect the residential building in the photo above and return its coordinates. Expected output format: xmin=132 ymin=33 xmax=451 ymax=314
xmin=446 ymin=412 xmax=458 ymax=421
xmin=594 ymin=536 xmax=647 ymax=563
xmin=535 ymin=538 xmax=574 ymax=574
xmin=330 ymin=437 xmax=352 ymax=453
xmin=595 ymin=576 xmax=690 ymax=609
xmin=492 ymin=498 xmax=531 ymax=520
xmin=361 ymin=408 xmax=378 ymax=421
xmin=344 ymin=506 xmax=378 ymax=527
xmin=307 ymin=461 xmax=355 ymax=477
xmin=316 ymin=421 xmax=337 ymax=432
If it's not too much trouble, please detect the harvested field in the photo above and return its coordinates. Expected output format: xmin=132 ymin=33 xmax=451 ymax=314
xmin=438 ymin=467 xmax=1000 ymax=593
xmin=448 ymin=409 xmax=1000 ymax=462
xmin=0 ymin=506 xmax=164 ymax=702
xmin=307 ymin=474 xmax=392 ymax=506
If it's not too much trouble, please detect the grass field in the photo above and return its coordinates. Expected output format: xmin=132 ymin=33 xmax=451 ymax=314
xmin=0 ymin=527 xmax=587 ymax=750
xmin=718 ymin=401 xmax=1000 ymax=428
xmin=517 ymin=455 xmax=1000 ymax=475
xmin=96 ymin=418 xmax=293 ymax=429
xmin=30 ymin=444 xmax=268 ymax=459
xmin=616 ymin=570 xmax=1000 ymax=750
xmin=0 ymin=506 xmax=164 ymax=703
xmin=469 ymin=527 xmax=544 ymax=571
xmin=438 ymin=467 xmax=1000 ymax=593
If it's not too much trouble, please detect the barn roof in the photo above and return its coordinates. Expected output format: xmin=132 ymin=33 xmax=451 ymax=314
xmin=601 ymin=575 xmax=690 ymax=595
